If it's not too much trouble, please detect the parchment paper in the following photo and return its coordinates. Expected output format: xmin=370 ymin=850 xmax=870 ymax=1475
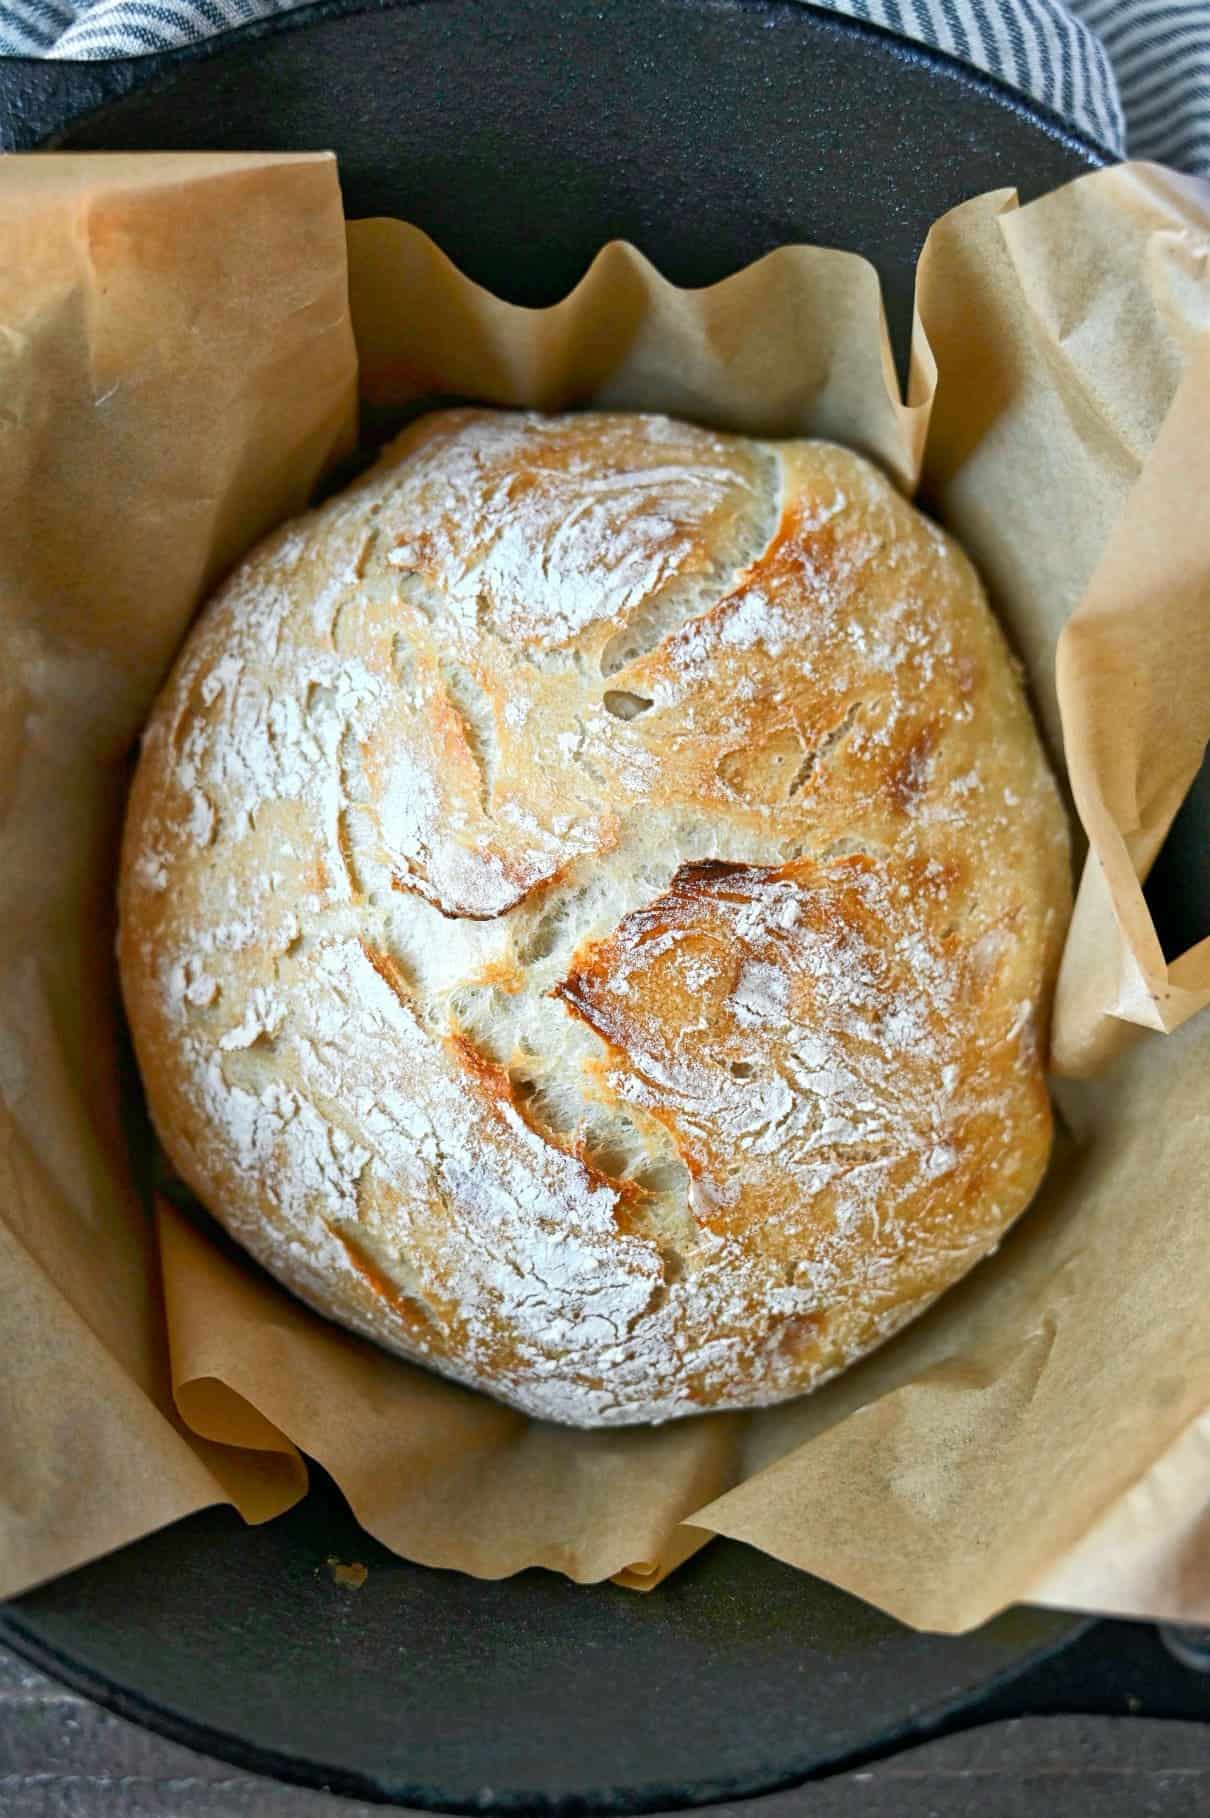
xmin=2 ymin=152 xmax=1209 ymax=1631
xmin=0 ymin=152 xmax=355 ymax=1591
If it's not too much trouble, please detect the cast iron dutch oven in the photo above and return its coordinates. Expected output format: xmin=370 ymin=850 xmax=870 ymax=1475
xmin=3 ymin=2 xmax=1210 ymax=1809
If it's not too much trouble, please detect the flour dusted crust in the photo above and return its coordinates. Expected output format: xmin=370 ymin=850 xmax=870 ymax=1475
xmin=119 ymin=410 xmax=1070 ymax=1426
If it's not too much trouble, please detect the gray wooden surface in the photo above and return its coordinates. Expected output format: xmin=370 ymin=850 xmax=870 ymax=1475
xmin=5 ymin=1644 xmax=1210 ymax=1817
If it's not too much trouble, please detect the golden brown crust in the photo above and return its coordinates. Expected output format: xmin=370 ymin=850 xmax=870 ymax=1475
xmin=557 ymin=849 xmax=1053 ymax=1334
xmin=119 ymin=409 xmax=1070 ymax=1426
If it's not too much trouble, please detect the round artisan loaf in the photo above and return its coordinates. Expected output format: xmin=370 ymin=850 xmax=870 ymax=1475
xmin=119 ymin=409 xmax=1070 ymax=1426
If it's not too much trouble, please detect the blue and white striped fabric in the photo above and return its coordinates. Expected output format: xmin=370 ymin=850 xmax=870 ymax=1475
xmin=0 ymin=0 xmax=1207 ymax=181
xmin=1075 ymin=0 xmax=1210 ymax=175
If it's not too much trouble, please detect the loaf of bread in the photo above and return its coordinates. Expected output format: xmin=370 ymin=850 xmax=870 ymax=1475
xmin=119 ymin=410 xmax=1070 ymax=1426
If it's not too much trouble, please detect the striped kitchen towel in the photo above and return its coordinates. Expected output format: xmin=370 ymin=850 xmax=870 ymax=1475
xmin=0 ymin=0 xmax=1206 ymax=180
